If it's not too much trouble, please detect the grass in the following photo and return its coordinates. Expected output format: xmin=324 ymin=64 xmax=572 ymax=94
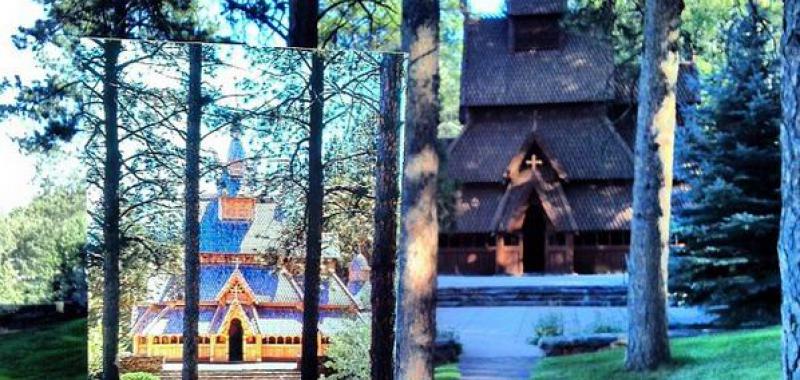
xmin=434 ymin=363 xmax=461 ymax=379
xmin=532 ymin=327 xmax=780 ymax=380
xmin=0 ymin=318 xmax=87 ymax=380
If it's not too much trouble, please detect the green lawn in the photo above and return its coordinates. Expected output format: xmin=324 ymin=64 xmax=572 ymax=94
xmin=0 ymin=318 xmax=87 ymax=380
xmin=435 ymin=363 xmax=461 ymax=379
xmin=532 ymin=327 xmax=781 ymax=380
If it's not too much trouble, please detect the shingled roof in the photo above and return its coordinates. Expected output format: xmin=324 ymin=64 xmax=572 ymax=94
xmin=448 ymin=105 xmax=632 ymax=183
xmin=449 ymin=184 xmax=506 ymax=233
xmin=134 ymin=304 xmax=356 ymax=337
xmin=613 ymin=62 xmax=701 ymax=105
xmin=461 ymin=19 xmax=614 ymax=107
xmin=507 ymin=0 xmax=567 ymax=15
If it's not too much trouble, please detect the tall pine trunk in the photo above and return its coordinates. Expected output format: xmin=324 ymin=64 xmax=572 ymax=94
xmin=370 ymin=53 xmax=402 ymax=380
xmin=288 ymin=2 xmax=323 ymax=379
xmin=626 ymin=0 xmax=682 ymax=371
xmin=300 ymin=51 xmax=324 ymax=380
xmin=779 ymin=1 xmax=800 ymax=378
xmin=289 ymin=0 xmax=318 ymax=48
xmin=101 ymin=38 xmax=122 ymax=380
xmin=395 ymin=0 xmax=440 ymax=378
xmin=182 ymin=43 xmax=203 ymax=380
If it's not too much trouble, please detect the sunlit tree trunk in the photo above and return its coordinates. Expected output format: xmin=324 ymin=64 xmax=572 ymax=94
xmin=182 ymin=43 xmax=203 ymax=380
xmin=395 ymin=0 xmax=440 ymax=378
xmin=101 ymin=37 xmax=122 ymax=380
xmin=370 ymin=53 xmax=403 ymax=380
xmin=626 ymin=0 xmax=682 ymax=372
xmin=779 ymin=1 xmax=800 ymax=378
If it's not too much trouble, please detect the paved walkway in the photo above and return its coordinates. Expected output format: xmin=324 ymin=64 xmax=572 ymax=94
xmin=458 ymin=356 xmax=538 ymax=380
xmin=437 ymin=304 xmax=712 ymax=379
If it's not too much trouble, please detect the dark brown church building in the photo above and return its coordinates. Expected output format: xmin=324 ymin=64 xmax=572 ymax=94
xmin=439 ymin=0 xmax=698 ymax=275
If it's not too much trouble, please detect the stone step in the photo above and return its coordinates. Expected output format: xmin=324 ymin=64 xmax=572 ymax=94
xmin=437 ymin=286 xmax=628 ymax=307
xmin=159 ymin=370 xmax=300 ymax=380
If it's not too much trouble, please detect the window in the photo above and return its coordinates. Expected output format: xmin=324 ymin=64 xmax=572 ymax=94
xmin=217 ymin=336 xmax=225 ymax=344
xmin=268 ymin=337 xmax=276 ymax=344
xmin=171 ymin=336 xmax=178 ymax=344
xmin=293 ymin=337 xmax=300 ymax=344
xmin=505 ymin=234 xmax=520 ymax=245
xmin=277 ymin=337 xmax=284 ymax=344
xmin=154 ymin=337 xmax=160 ymax=344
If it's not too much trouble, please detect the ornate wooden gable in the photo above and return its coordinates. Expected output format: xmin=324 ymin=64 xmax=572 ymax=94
xmin=216 ymin=267 xmax=257 ymax=304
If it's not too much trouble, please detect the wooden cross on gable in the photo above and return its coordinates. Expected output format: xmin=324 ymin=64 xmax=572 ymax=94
xmin=230 ymin=257 xmax=244 ymax=302
xmin=525 ymin=154 xmax=544 ymax=169
xmin=230 ymin=282 xmax=244 ymax=302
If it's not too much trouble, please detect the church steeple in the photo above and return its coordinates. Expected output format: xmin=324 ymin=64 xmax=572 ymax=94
xmin=221 ymin=126 xmax=246 ymax=196
xmin=507 ymin=0 xmax=567 ymax=52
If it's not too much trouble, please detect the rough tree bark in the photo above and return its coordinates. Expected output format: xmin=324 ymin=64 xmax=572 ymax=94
xmin=101 ymin=37 xmax=122 ymax=380
xmin=288 ymin=3 xmax=323 ymax=378
xmin=625 ymin=0 xmax=682 ymax=372
xmin=289 ymin=0 xmax=318 ymax=48
xmin=299 ymin=51 xmax=324 ymax=380
xmin=370 ymin=53 xmax=403 ymax=380
xmin=779 ymin=1 xmax=800 ymax=378
xmin=181 ymin=43 xmax=203 ymax=380
xmin=395 ymin=0 xmax=440 ymax=379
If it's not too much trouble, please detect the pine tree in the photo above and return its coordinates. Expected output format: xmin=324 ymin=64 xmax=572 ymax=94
xmin=674 ymin=2 xmax=781 ymax=326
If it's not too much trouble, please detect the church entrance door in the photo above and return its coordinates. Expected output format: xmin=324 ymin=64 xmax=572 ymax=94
xmin=522 ymin=202 xmax=546 ymax=272
xmin=228 ymin=318 xmax=243 ymax=362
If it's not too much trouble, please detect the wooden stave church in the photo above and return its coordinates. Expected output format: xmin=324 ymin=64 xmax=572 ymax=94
xmin=130 ymin=132 xmax=364 ymax=363
xmin=438 ymin=0 xmax=699 ymax=276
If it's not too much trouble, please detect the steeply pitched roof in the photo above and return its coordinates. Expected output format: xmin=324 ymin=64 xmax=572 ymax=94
xmin=563 ymin=183 xmax=632 ymax=231
xmin=461 ymin=19 xmax=614 ymax=107
xmin=199 ymin=199 xmax=251 ymax=253
xmin=532 ymin=107 xmax=633 ymax=180
xmin=294 ymin=274 xmax=360 ymax=308
xmin=447 ymin=105 xmax=632 ymax=183
xmin=196 ymin=265 xmax=301 ymax=303
xmin=447 ymin=109 xmax=535 ymax=183
xmin=199 ymin=199 xmax=285 ymax=254
xmin=507 ymin=0 xmax=567 ymax=15
xmin=448 ymin=184 xmax=506 ymax=233
xmin=613 ymin=62 xmax=701 ymax=106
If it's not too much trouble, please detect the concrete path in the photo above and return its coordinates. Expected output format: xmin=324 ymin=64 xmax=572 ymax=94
xmin=458 ymin=356 xmax=538 ymax=380
xmin=437 ymin=305 xmax=712 ymax=379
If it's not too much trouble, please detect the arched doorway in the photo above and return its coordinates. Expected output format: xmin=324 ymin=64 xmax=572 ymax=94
xmin=228 ymin=318 xmax=243 ymax=362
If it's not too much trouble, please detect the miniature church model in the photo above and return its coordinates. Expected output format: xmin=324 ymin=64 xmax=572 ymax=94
xmin=130 ymin=130 xmax=362 ymax=362
xmin=439 ymin=0 xmax=698 ymax=275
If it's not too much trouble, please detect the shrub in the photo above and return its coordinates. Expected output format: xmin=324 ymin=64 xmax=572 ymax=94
xmin=592 ymin=324 xmax=623 ymax=334
xmin=322 ymin=319 xmax=370 ymax=380
xmin=121 ymin=372 xmax=160 ymax=380
xmin=531 ymin=313 xmax=564 ymax=345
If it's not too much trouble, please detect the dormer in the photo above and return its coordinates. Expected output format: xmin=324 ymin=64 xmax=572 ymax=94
xmin=507 ymin=0 xmax=567 ymax=52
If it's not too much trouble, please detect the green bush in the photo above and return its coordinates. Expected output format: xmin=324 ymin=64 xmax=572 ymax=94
xmin=592 ymin=324 xmax=623 ymax=334
xmin=322 ymin=319 xmax=370 ymax=380
xmin=121 ymin=372 xmax=160 ymax=380
xmin=531 ymin=313 xmax=564 ymax=345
